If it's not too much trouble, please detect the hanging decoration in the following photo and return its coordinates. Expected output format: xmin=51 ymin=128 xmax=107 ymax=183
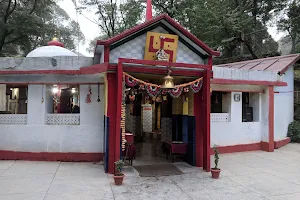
xmin=86 ymin=85 xmax=92 ymax=104
xmin=146 ymin=85 xmax=161 ymax=97
xmin=97 ymin=83 xmax=101 ymax=102
xmin=125 ymin=75 xmax=138 ymax=87
xmin=190 ymin=79 xmax=203 ymax=93
xmin=168 ymin=87 xmax=183 ymax=98
xmin=123 ymin=72 xmax=203 ymax=99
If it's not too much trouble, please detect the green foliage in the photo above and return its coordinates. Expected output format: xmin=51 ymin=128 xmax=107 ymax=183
xmin=277 ymin=0 xmax=300 ymax=54
xmin=79 ymin=0 xmax=143 ymax=37
xmin=79 ymin=0 xmax=144 ymax=53
xmin=0 ymin=0 xmax=85 ymax=57
xmin=212 ymin=145 xmax=219 ymax=170
xmin=114 ymin=160 xmax=124 ymax=176
xmin=287 ymin=121 xmax=300 ymax=143
xmin=294 ymin=105 xmax=300 ymax=121
xmin=153 ymin=0 xmax=284 ymax=64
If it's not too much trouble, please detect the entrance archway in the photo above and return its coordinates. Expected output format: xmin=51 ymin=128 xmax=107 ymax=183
xmin=105 ymin=58 xmax=211 ymax=174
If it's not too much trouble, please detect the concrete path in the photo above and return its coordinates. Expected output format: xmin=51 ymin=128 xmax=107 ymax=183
xmin=0 ymin=143 xmax=300 ymax=200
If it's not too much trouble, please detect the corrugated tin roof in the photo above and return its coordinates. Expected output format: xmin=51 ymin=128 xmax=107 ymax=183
xmin=214 ymin=54 xmax=300 ymax=75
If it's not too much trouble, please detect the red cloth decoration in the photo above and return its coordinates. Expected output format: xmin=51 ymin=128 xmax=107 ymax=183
xmin=190 ymin=80 xmax=203 ymax=93
xmin=146 ymin=85 xmax=161 ymax=97
xmin=168 ymin=87 xmax=183 ymax=98
xmin=125 ymin=76 xmax=137 ymax=87
xmin=86 ymin=86 xmax=92 ymax=103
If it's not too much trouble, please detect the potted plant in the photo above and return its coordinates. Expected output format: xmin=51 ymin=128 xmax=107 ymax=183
xmin=211 ymin=145 xmax=221 ymax=179
xmin=114 ymin=160 xmax=125 ymax=185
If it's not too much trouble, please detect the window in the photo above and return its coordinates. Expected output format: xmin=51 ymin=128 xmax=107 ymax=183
xmin=47 ymin=85 xmax=80 ymax=114
xmin=211 ymin=91 xmax=231 ymax=113
xmin=1 ymin=85 xmax=28 ymax=114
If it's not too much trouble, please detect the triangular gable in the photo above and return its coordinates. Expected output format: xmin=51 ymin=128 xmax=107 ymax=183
xmin=95 ymin=14 xmax=220 ymax=58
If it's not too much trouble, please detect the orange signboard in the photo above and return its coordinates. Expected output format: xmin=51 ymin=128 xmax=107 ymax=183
xmin=144 ymin=32 xmax=179 ymax=62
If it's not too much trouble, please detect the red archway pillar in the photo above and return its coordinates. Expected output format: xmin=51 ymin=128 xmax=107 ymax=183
xmin=106 ymin=73 xmax=117 ymax=174
xmin=203 ymin=69 xmax=211 ymax=171
xmin=195 ymin=69 xmax=211 ymax=171
xmin=106 ymin=62 xmax=123 ymax=174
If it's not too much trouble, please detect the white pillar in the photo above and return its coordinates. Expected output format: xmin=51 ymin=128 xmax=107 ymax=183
xmin=0 ymin=84 xmax=6 ymax=111
xmin=27 ymin=85 xmax=46 ymax=125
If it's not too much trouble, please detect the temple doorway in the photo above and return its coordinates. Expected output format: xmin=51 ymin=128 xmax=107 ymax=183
xmin=122 ymin=73 xmax=200 ymax=166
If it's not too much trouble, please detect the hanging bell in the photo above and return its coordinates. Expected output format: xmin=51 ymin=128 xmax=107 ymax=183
xmin=161 ymin=75 xmax=175 ymax=89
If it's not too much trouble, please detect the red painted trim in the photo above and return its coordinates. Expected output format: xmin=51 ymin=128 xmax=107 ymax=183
xmin=104 ymin=46 xmax=110 ymax=62
xmin=261 ymin=142 xmax=270 ymax=152
xmin=107 ymin=73 xmax=117 ymax=174
xmin=212 ymin=89 xmax=264 ymax=93
xmin=204 ymin=69 xmax=211 ymax=172
xmin=208 ymin=56 xmax=213 ymax=66
xmin=211 ymin=78 xmax=287 ymax=86
xmin=210 ymin=143 xmax=262 ymax=155
xmin=274 ymin=137 xmax=291 ymax=149
xmin=0 ymin=70 xmax=80 ymax=75
xmin=0 ymin=82 xmax=104 ymax=85
xmin=118 ymin=58 xmax=212 ymax=70
xmin=280 ymin=54 xmax=300 ymax=74
xmin=0 ymin=151 xmax=103 ymax=162
xmin=0 ymin=63 xmax=108 ymax=75
xmin=80 ymin=63 xmax=108 ymax=74
xmin=121 ymin=66 xmax=202 ymax=77
xmin=268 ymin=86 xmax=275 ymax=152
xmin=96 ymin=14 xmax=220 ymax=56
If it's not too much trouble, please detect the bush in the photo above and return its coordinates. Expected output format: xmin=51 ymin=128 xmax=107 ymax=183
xmin=287 ymin=121 xmax=300 ymax=142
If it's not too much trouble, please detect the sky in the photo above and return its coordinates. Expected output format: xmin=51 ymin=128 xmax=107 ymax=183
xmin=58 ymin=0 xmax=286 ymax=57
xmin=58 ymin=0 xmax=100 ymax=57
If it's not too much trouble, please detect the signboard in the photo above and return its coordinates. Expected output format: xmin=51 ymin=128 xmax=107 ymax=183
xmin=144 ymin=32 xmax=179 ymax=62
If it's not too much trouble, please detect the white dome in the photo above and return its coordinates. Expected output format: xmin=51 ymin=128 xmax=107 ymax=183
xmin=26 ymin=46 xmax=77 ymax=57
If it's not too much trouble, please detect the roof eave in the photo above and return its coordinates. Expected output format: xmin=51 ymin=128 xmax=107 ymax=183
xmin=95 ymin=13 xmax=220 ymax=57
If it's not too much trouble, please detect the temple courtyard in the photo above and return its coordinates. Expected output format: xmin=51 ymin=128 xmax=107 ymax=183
xmin=0 ymin=144 xmax=299 ymax=200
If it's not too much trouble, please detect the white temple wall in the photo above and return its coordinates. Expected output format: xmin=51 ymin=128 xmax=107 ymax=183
xmin=210 ymin=84 xmax=274 ymax=147
xmin=274 ymin=67 xmax=294 ymax=141
xmin=0 ymin=84 xmax=105 ymax=153
xmin=211 ymin=91 xmax=262 ymax=147
xmin=0 ymin=57 xmax=93 ymax=71
xmin=212 ymin=66 xmax=279 ymax=82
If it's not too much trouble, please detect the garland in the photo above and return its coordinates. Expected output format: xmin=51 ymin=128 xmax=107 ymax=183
xmin=123 ymin=72 xmax=203 ymax=97
xmin=169 ymin=87 xmax=183 ymax=98
xmin=125 ymin=75 xmax=138 ymax=87
xmin=146 ymin=85 xmax=161 ymax=97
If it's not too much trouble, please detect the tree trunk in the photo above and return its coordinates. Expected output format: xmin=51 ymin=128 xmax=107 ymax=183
xmin=244 ymin=40 xmax=258 ymax=59
xmin=0 ymin=32 xmax=8 ymax=56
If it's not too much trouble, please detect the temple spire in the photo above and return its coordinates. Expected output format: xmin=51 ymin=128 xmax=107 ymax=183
xmin=146 ymin=0 xmax=153 ymax=21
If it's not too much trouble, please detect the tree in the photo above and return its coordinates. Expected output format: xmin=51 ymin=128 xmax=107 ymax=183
xmin=0 ymin=0 xmax=85 ymax=57
xmin=79 ymin=0 xmax=144 ymax=52
xmin=79 ymin=0 xmax=144 ymax=38
xmin=153 ymin=0 xmax=284 ymax=63
xmin=277 ymin=0 xmax=300 ymax=54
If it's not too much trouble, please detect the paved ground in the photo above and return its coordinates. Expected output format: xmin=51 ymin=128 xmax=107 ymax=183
xmin=0 ymin=143 xmax=300 ymax=200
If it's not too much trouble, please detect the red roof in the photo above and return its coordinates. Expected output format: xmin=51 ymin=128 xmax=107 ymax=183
xmin=96 ymin=14 xmax=220 ymax=56
xmin=214 ymin=54 xmax=300 ymax=75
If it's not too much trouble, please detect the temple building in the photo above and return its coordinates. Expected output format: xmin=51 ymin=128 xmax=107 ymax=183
xmin=0 ymin=13 xmax=298 ymax=174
